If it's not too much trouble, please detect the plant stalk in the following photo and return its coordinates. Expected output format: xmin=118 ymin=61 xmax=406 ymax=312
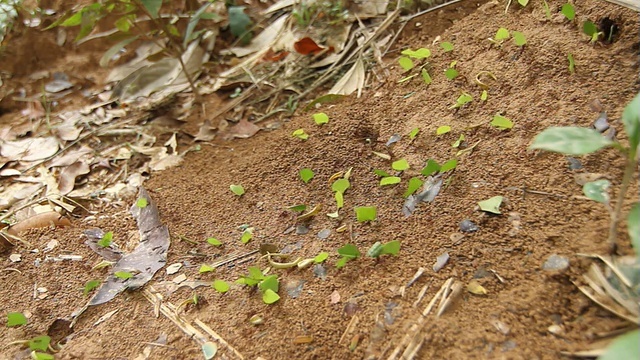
xmin=608 ymin=152 xmax=637 ymax=253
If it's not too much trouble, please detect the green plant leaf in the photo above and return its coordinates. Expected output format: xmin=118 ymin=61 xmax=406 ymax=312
xmin=495 ymin=27 xmax=510 ymax=41
xmin=583 ymin=180 xmax=610 ymax=204
xmin=230 ymin=184 xmax=245 ymax=196
xmin=32 ymin=353 xmax=54 ymax=360
xmin=451 ymin=93 xmax=472 ymax=108
xmin=421 ymin=68 xmax=432 ymax=84
xmin=207 ymin=237 xmax=222 ymax=246
xmin=518 ymin=0 xmax=529 ymax=5
xmin=292 ymin=129 xmax=309 ymax=140
xmin=114 ymin=271 xmax=133 ymax=279
xmin=7 ymin=312 xmax=27 ymax=327
xmin=202 ymin=341 xmax=217 ymax=360
xmin=241 ymin=229 xmax=253 ymax=244
xmin=381 ymin=240 xmax=401 ymax=255
xmin=337 ymin=244 xmax=361 ymax=259
xmin=583 ymin=20 xmax=598 ymax=36
xmin=436 ymin=126 xmax=451 ymax=135
xmin=335 ymin=257 xmax=349 ymax=269
xmin=404 ymin=177 xmax=424 ymax=198
xmin=60 ymin=12 xmax=83 ymax=27
xmin=512 ymin=31 xmax=527 ymax=46
xmin=136 ymin=198 xmax=148 ymax=208
xmin=380 ymin=177 xmax=401 ymax=186
xmin=568 ymin=53 xmax=575 ymax=74
xmin=98 ymin=231 xmax=113 ymax=247
xmin=529 ymin=127 xmax=613 ymax=155
xmin=440 ymin=42 xmax=454 ymax=52
xmin=288 ymin=204 xmax=307 ymax=212
xmin=421 ymin=159 xmax=441 ymax=177
xmin=335 ymin=191 xmax=344 ymax=209
xmin=332 ymin=178 xmax=350 ymax=193
xmin=542 ymin=0 xmax=551 ymax=19
xmin=248 ymin=266 xmax=264 ymax=281
xmin=212 ymin=280 xmax=229 ymax=293
xmin=299 ymin=168 xmax=315 ymax=183
xmin=440 ymin=159 xmax=458 ymax=172
xmin=452 ymin=134 xmax=465 ymax=148
xmin=599 ymin=329 xmax=640 ymax=360
xmin=313 ymin=112 xmax=329 ymax=125
xmin=83 ymin=280 xmax=101 ymax=296
xmin=114 ymin=15 xmax=133 ymax=32
xmin=401 ymin=48 xmax=431 ymax=59
xmin=478 ymin=196 xmax=503 ymax=214
xmin=228 ymin=6 xmax=252 ymax=38
xmin=398 ymin=57 xmax=414 ymax=71
xmin=367 ymin=242 xmax=383 ymax=258
xmin=561 ymin=3 xmax=575 ymax=21
xmin=262 ymin=288 xmax=280 ymax=304
xmin=259 ymin=275 xmax=279 ymax=293
xmin=29 ymin=335 xmax=51 ymax=351
xmin=392 ymin=159 xmax=410 ymax=171
xmin=480 ymin=90 xmax=488 ymax=101
xmin=409 ymin=128 xmax=420 ymax=139
xmin=355 ymin=206 xmax=377 ymax=222
xmin=199 ymin=264 xmax=215 ymax=273
xmin=444 ymin=68 xmax=459 ymax=80
xmin=490 ymin=115 xmax=513 ymax=130
xmin=373 ymin=169 xmax=391 ymax=177
xmin=140 ymin=0 xmax=163 ymax=18
xmin=622 ymin=93 xmax=640 ymax=155
xmin=314 ymin=252 xmax=329 ymax=263
xmin=628 ymin=203 xmax=640 ymax=254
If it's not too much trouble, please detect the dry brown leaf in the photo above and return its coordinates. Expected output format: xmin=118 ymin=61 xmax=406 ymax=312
xmin=328 ymin=58 xmax=365 ymax=97
xmin=225 ymin=118 xmax=261 ymax=139
xmin=58 ymin=161 xmax=91 ymax=195
xmin=7 ymin=211 xmax=71 ymax=235
xmin=0 ymin=137 xmax=59 ymax=162
xmin=194 ymin=119 xmax=217 ymax=142
xmin=467 ymin=280 xmax=488 ymax=295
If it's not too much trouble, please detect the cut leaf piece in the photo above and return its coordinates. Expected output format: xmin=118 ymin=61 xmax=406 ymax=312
xmin=212 ymin=280 xmax=230 ymax=293
xmin=398 ymin=57 xmax=414 ymax=71
xmin=392 ymin=158 xmax=410 ymax=171
xmin=404 ymin=177 xmax=424 ymax=198
xmin=7 ymin=312 xmax=27 ymax=327
xmin=299 ymin=168 xmax=315 ymax=183
xmin=529 ymin=127 xmax=613 ymax=155
xmin=440 ymin=159 xmax=458 ymax=172
xmin=629 ymin=203 xmax=640 ymax=253
xmin=262 ymin=289 xmax=280 ymax=304
xmin=421 ymin=159 xmax=441 ymax=177
xmin=436 ymin=126 xmax=451 ymax=135
xmin=380 ymin=177 xmax=401 ymax=186
xmin=230 ymin=184 xmax=245 ymax=196
xmin=490 ymin=115 xmax=513 ymax=130
xmin=199 ymin=264 xmax=215 ymax=273
xmin=583 ymin=180 xmax=610 ymax=204
xmin=478 ymin=196 xmax=503 ymax=214
xmin=440 ymin=42 xmax=454 ymax=52
xmin=401 ymin=48 xmax=431 ymax=59
xmin=512 ymin=31 xmax=527 ymax=46
xmin=313 ymin=113 xmax=329 ymax=125
xmin=495 ymin=27 xmax=510 ymax=41
xmin=207 ymin=238 xmax=222 ymax=246
xmin=355 ymin=206 xmax=377 ymax=222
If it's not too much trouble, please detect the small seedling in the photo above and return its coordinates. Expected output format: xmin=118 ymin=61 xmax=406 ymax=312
xmin=392 ymin=159 xmax=410 ymax=171
xmin=292 ymin=129 xmax=309 ymax=140
xmin=299 ymin=168 xmax=315 ymax=183
xmin=313 ymin=112 xmax=329 ymax=125
xmin=561 ymin=3 xmax=575 ymax=21
xmin=367 ymin=240 xmax=401 ymax=258
xmin=355 ymin=206 xmax=377 ymax=222
xmin=6 ymin=312 xmax=27 ymax=327
xmin=212 ymin=279 xmax=230 ymax=293
xmin=478 ymin=196 xmax=504 ymax=214
xmin=490 ymin=115 xmax=514 ymax=130
xmin=568 ymin=53 xmax=575 ymax=74
xmin=336 ymin=243 xmax=361 ymax=268
xmin=436 ymin=126 xmax=452 ymax=135
xmin=83 ymin=280 xmax=101 ymax=296
xmin=98 ymin=231 xmax=113 ymax=247
xmin=530 ymin=93 xmax=639 ymax=251
xmin=206 ymin=237 xmax=222 ymax=246
xmin=230 ymin=184 xmax=245 ymax=196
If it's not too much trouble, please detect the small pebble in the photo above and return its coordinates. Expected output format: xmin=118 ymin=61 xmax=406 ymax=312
xmin=285 ymin=280 xmax=305 ymax=298
xmin=313 ymin=264 xmax=327 ymax=280
xmin=542 ymin=254 xmax=570 ymax=271
xmin=295 ymin=224 xmax=309 ymax=235
xmin=592 ymin=112 xmax=609 ymax=133
xmin=317 ymin=229 xmax=331 ymax=239
xmin=566 ymin=157 xmax=583 ymax=170
xmin=459 ymin=219 xmax=479 ymax=233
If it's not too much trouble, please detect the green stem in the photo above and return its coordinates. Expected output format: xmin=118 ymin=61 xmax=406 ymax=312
xmin=608 ymin=151 xmax=637 ymax=253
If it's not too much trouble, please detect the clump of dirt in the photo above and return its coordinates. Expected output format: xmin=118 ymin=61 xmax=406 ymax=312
xmin=1 ymin=1 xmax=638 ymax=359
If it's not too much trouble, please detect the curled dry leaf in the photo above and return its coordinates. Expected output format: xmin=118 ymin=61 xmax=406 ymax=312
xmin=224 ymin=118 xmax=261 ymax=139
xmin=7 ymin=211 xmax=71 ymax=235
xmin=59 ymin=161 xmax=91 ymax=195
xmin=0 ymin=137 xmax=59 ymax=162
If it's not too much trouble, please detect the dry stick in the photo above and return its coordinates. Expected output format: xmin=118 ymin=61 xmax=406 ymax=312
xmin=339 ymin=315 xmax=359 ymax=345
xmin=607 ymin=159 xmax=636 ymax=252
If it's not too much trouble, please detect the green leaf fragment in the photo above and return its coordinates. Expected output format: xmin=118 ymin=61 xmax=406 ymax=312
xmin=32 ymin=353 xmax=54 ymax=360
xmin=373 ymin=169 xmax=391 ymax=177
xmin=337 ymin=244 xmax=361 ymax=259
xmin=440 ymin=42 xmax=454 ymax=52
xmin=481 ymin=90 xmax=488 ymax=101
xmin=529 ymin=127 xmax=613 ymax=155
xmin=199 ymin=264 xmax=215 ymax=273
xmin=332 ymin=178 xmax=350 ymax=193
xmin=140 ymin=0 xmax=163 ymax=18
xmin=136 ymin=198 xmax=148 ymax=208
xmin=241 ymin=229 xmax=253 ymax=244
xmin=409 ymin=128 xmax=420 ymax=139
xmin=583 ymin=180 xmax=610 ymax=204
xmin=299 ymin=168 xmax=315 ymax=183
xmin=7 ymin=312 xmax=27 ymax=327
xmin=622 ymin=93 xmax=640 ymax=154
xmin=29 ymin=335 xmax=51 ymax=351
xmin=401 ymin=48 xmax=431 ymax=59
xmin=444 ymin=68 xmax=459 ymax=80
xmin=561 ymin=3 xmax=575 ymax=21
xmin=583 ymin=20 xmax=598 ymax=36
xmin=512 ymin=31 xmax=527 ymax=46
xmin=114 ymin=271 xmax=133 ymax=279
xmin=83 ymin=280 xmax=101 ymax=296
xmin=628 ymin=203 xmax=640 ymax=254
xmin=259 ymin=275 xmax=279 ymax=293
xmin=381 ymin=240 xmax=401 ymax=255
xmin=313 ymin=113 xmax=329 ymax=125
xmin=452 ymin=134 xmax=465 ymax=148
xmin=421 ymin=68 xmax=432 ymax=84
xmin=490 ymin=115 xmax=513 ymax=130
xmin=228 ymin=6 xmax=252 ymax=38
xmin=230 ymin=184 xmax=245 ymax=196
xmin=599 ymin=329 xmax=640 ymax=360
xmin=288 ymin=204 xmax=307 ymax=212
xmin=518 ymin=0 xmax=529 ymax=5
xmin=568 ymin=53 xmax=575 ymax=74
xmin=355 ymin=206 xmax=377 ymax=222
xmin=478 ymin=196 xmax=503 ymax=214
xmin=207 ymin=237 xmax=222 ymax=246
xmin=392 ymin=158 xmax=410 ymax=171
xmin=398 ymin=57 xmax=414 ymax=71
xmin=495 ymin=27 xmax=510 ymax=41
xmin=380 ymin=177 xmax=401 ymax=186
xmin=440 ymin=159 xmax=458 ymax=172
xmin=314 ymin=252 xmax=329 ymax=263
xmin=98 ymin=231 xmax=113 ymax=247
xmin=262 ymin=289 xmax=280 ymax=304
xmin=202 ymin=341 xmax=218 ymax=360
xmin=404 ymin=177 xmax=424 ymax=198
xmin=292 ymin=129 xmax=309 ymax=140
xmin=436 ymin=126 xmax=451 ymax=135
xmin=335 ymin=191 xmax=344 ymax=209
xmin=421 ymin=159 xmax=441 ymax=177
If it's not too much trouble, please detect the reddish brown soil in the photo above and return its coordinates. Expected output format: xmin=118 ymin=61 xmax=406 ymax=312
xmin=1 ymin=1 xmax=639 ymax=360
